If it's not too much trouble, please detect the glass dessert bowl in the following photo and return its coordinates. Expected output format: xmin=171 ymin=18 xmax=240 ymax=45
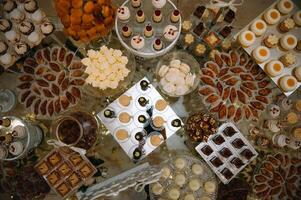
xmin=156 ymin=50 xmax=200 ymax=98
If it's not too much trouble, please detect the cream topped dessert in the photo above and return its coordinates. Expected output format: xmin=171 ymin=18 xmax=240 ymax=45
xmin=152 ymin=0 xmax=166 ymax=9
xmin=9 ymin=141 xmax=24 ymax=156
xmin=268 ymin=105 xmax=281 ymax=118
xmin=264 ymin=34 xmax=279 ymax=48
xmin=10 ymin=8 xmax=25 ymax=23
xmin=3 ymin=0 xmax=17 ymax=12
xmin=131 ymin=35 xmax=145 ymax=50
xmin=117 ymin=6 xmax=130 ymax=21
xmin=163 ymin=25 xmax=178 ymax=41
xmin=30 ymin=9 xmax=45 ymax=23
xmin=0 ymin=53 xmax=14 ymax=65
xmin=264 ymin=9 xmax=281 ymax=25
xmin=27 ymin=31 xmax=41 ymax=45
xmin=265 ymin=60 xmax=284 ymax=77
xmin=238 ymin=30 xmax=255 ymax=47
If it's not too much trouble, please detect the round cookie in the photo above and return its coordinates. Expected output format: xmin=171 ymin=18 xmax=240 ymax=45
xmin=204 ymin=181 xmax=216 ymax=193
xmin=174 ymin=158 xmax=187 ymax=170
xmin=168 ymin=188 xmax=180 ymax=200
xmin=152 ymin=182 xmax=163 ymax=195
xmin=191 ymin=164 xmax=204 ymax=175
xmin=189 ymin=179 xmax=201 ymax=191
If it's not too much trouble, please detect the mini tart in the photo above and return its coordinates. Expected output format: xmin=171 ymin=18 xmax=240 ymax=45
xmin=264 ymin=9 xmax=281 ymax=25
xmin=264 ymin=34 xmax=279 ymax=48
xmin=14 ymin=42 xmax=29 ymax=55
xmin=153 ymin=38 xmax=163 ymax=51
xmin=294 ymin=66 xmax=301 ymax=81
xmin=252 ymin=46 xmax=270 ymax=63
xmin=115 ymin=129 xmax=129 ymax=141
xmin=279 ymin=75 xmax=297 ymax=91
xmin=250 ymin=19 xmax=267 ymax=36
xmin=238 ymin=30 xmax=255 ymax=47
xmin=293 ymin=11 xmax=301 ymax=26
xmin=182 ymin=20 xmax=192 ymax=33
xmin=277 ymin=0 xmax=294 ymax=15
xmin=195 ymin=43 xmax=206 ymax=56
xmin=280 ymin=53 xmax=296 ymax=67
xmin=280 ymin=34 xmax=297 ymax=50
xmin=184 ymin=33 xmax=195 ymax=45
xmin=153 ymin=10 xmax=162 ymax=23
xmin=265 ymin=60 xmax=284 ymax=77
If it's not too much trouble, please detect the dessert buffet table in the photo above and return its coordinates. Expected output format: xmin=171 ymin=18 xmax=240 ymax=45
xmin=0 ymin=0 xmax=301 ymax=200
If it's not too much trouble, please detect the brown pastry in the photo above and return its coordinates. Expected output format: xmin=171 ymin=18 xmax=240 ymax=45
xmin=79 ymin=164 xmax=94 ymax=178
xmin=69 ymin=154 xmax=84 ymax=166
xmin=67 ymin=172 xmax=81 ymax=187
xmin=203 ymin=32 xmax=221 ymax=48
xmin=48 ymin=152 xmax=62 ymax=166
xmin=36 ymin=161 xmax=50 ymax=175
xmin=56 ymin=182 xmax=71 ymax=197
xmin=58 ymin=163 xmax=72 ymax=177
xmin=47 ymin=171 xmax=60 ymax=186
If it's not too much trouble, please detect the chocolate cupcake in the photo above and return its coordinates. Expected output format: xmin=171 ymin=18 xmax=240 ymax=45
xmin=18 ymin=21 xmax=35 ymax=35
xmin=40 ymin=21 xmax=54 ymax=36
xmin=0 ymin=19 xmax=12 ymax=32
xmin=3 ymin=0 xmax=17 ymax=13
xmin=24 ymin=0 xmax=38 ymax=13
xmin=0 ymin=41 xmax=8 ymax=56
xmin=14 ymin=42 xmax=29 ymax=55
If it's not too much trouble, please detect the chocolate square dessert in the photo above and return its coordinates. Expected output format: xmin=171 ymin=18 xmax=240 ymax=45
xmin=193 ymin=22 xmax=205 ymax=36
xmin=56 ymin=182 xmax=71 ymax=197
xmin=219 ymin=26 xmax=233 ymax=38
xmin=48 ymin=152 xmax=62 ymax=167
xmin=203 ymin=32 xmax=221 ymax=48
xmin=67 ymin=172 xmax=81 ymax=188
xmin=46 ymin=171 xmax=60 ymax=186
xmin=194 ymin=6 xmax=206 ymax=18
xmin=224 ymin=9 xmax=235 ymax=23
xmin=221 ymin=168 xmax=234 ymax=179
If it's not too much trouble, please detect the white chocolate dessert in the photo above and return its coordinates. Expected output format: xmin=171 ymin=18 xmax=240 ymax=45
xmin=250 ymin=19 xmax=267 ymax=36
xmin=9 ymin=141 xmax=24 ymax=156
xmin=40 ymin=21 xmax=54 ymax=36
xmin=10 ymin=9 xmax=25 ymax=23
xmin=279 ymin=75 xmax=297 ymax=91
xmin=131 ymin=35 xmax=145 ymax=50
xmin=264 ymin=9 xmax=281 ymax=25
xmin=27 ymin=31 xmax=41 ymax=45
xmin=280 ymin=34 xmax=297 ymax=50
xmin=252 ymin=46 xmax=270 ymax=63
xmin=5 ymin=30 xmax=20 ymax=44
xmin=163 ymin=25 xmax=178 ymax=42
xmin=265 ymin=60 xmax=284 ymax=77
xmin=277 ymin=0 xmax=294 ymax=14
xmin=117 ymin=6 xmax=130 ymax=21
xmin=238 ymin=30 xmax=255 ymax=47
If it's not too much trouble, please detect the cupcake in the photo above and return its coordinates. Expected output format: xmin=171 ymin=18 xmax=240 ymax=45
xmin=153 ymin=10 xmax=162 ymax=23
xmin=195 ymin=43 xmax=206 ymax=56
xmin=182 ymin=20 xmax=192 ymax=33
xmin=27 ymin=31 xmax=41 ymax=45
xmin=136 ymin=10 xmax=145 ymax=23
xmin=280 ymin=53 xmax=296 ymax=67
xmin=14 ymin=42 xmax=29 ymax=55
xmin=294 ymin=66 xmax=301 ymax=81
xmin=238 ymin=30 xmax=255 ymax=47
xmin=252 ymin=46 xmax=270 ymax=63
xmin=0 ymin=41 xmax=8 ymax=56
xmin=279 ymin=75 xmax=297 ymax=91
xmin=184 ymin=33 xmax=195 ymax=46
xmin=163 ymin=25 xmax=178 ymax=42
xmin=264 ymin=9 xmax=281 ymax=25
xmin=117 ymin=6 xmax=130 ymax=21
xmin=30 ymin=9 xmax=45 ymax=23
xmin=10 ymin=9 xmax=25 ymax=23
xmin=263 ymin=34 xmax=279 ymax=48
xmin=0 ymin=53 xmax=14 ymax=65
xmin=131 ymin=0 xmax=141 ymax=8
xmin=40 ymin=21 xmax=54 ymax=36
xmin=153 ymin=38 xmax=163 ymax=51
xmin=152 ymin=0 xmax=166 ymax=9
xmin=3 ymin=0 xmax=17 ymax=13
xmin=170 ymin=10 xmax=180 ymax=23
xmin=18 ymin=21 xmax=34 ymax=35
xmin=5 ymin=30 xmax=20 ymax=43
xmin=277 ymin=0 xmax=294 ymax=15
xmin=131 ymin=35 xmax=145 ymax=50
xmin=265 ymin=60 xmax=284 ymax=77
xmin=144 ymin=24 xmax=153 ymax=38
xmin=280 ymin=34 xmax=297 ymax=50
xmin=0 ymin=19 xmax=12 ymax=32
xmin=279 ymin=18 xmax=295 ymax=32
xmin=121 ymin=25 xmax=132 ymax=38
xmin=24 ymin=0 xmax=38 ymax=13
xmin=293 ymin=11 xmax=301 ymax=26
xmin=250 ymin=19 xmax=267 ymax=36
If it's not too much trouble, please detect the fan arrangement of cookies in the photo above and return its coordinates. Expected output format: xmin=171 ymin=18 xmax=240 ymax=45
xmin=150 ymin=155 xmax=218 ymax=200
xmin=195 ymin=122 xmax=258 ymax=184
xmin=236 ymin=0 xmax=301 ymax=96
xmin=115 ymin=0 xmax=181 ymax=58
xmin=97 ymin=77 xmax=183 ymax=161
xmin=0 ymin=0 xmax=54 ymax=68
xmin=35 ymin=147 xmax=96 ymax=199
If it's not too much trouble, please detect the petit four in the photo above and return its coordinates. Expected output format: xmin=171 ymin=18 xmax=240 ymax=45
xmin=36 ymin=161 xmax=50 ymax=175
xmin=24 ymin=0 xmax=38 ymax=13
xmin=203 ymin=32 xmax=221 ymax=48
xmin=182 ymin=20 xmax=192 ymax=33
xmin=250 ymin=19 xmax=267 ymax=36
xmin=264 ymin=9 xmax=281 ymax=25
xmin=150 ymin=134 xmax=163 ymax=147
xmin=193 ymin=22 xmax=205 ymax=36
xmin=0 ymin=53 xmax=14 ymax=65
xmin=279 ymin=18 xmax=295 ymax=32
xmin=265 ymin=60 xmax=284 ymax=77
xmin=131 ymin=35 xmax=145 ymax=50
xmin=294 ymin=66 xmax=301 ymax=81
xmin=191 ymin=164 xmax=203 ymax=175
xmin=277 ymin=0 xmax=294 ymax=15
xmin=268 ymin=104 xmax=281 ymax=118
xmin=67 ymin=172 xmax=81 ymax=187
xmin=153 ymin=10 xmax=162 ymax=23
xmin=40 ymin=21 xmax=54 ymax=36
xmin=136 ymin=10 xmax=145 ymax=23
xmin=27 ymin=31 xmax=41 ymax=45
xmin=152 ymin=182 xmax=163 ymax=195
xmin=117 ymin=6 xmax=130 ymax=21
xmin=58 ymin=163 xmax=72 ymax=176
xmin=122 ymin=25 xmax=132 ymax=38
xmin=153 ymin=38 xmax=163 ymax=51
xmin=219 ymin=26 xmax=232 ymax=38
xmin=184 ymin=33 xmax=195 ymax=46
xmin=163 ymin=25 xmax=178 ymax=41
xmin=280 ymin=53 xmax=296 ymax=67
xmin=279 ymin=75 xmax=297 ymax=91
xmin=3 ymin=0 xmax=17 ymax=12
xmin=0 ymin=19 xmax=12 ymax=32
xmin=263 ymin=34 xmax=279 ymax=48
xmin=119 ymin=95 xmax=132 ymax=107
xmin=193 ymin=6 xmax=206 ymax=18
xmin=14 ymin=42 xmax=29 ymax=55
xmin=79 ymin=164 xmax=94 ymax=178
xmin=155 ymin=99 xmax=168 ymax=111
xmin=153 ymin=116 xmax=165 ymax=128
xmin=131 ymin=0 xmax=141 ymax=8
xmin=293 ymin=11 xmax=301 ymax=26
xmin=119 ymin=112 xmax=132 ymax=123
xmin=175 ymin=173 xmax=186 ymax=186
xmin=286 ymin=112 xmax=298 ymax=124
xmin=280 ymin=34 xmax=297 ymax=50
xmin=0 ymin=41 xmax=8 ymax=55
xmin=9 ymin=141 xmax=23 ymax=156
xmin=116 ymin=129 xmax=129 ymax=141
xmin=162 ymin=166 xmax=171 ymax=178
xmin=5 ymin=30 xmax=20 ymax=43
xmin=252 ymin=46 xmax=270 ymax=63
xmin=238 ymin=30 xmax=255 ymax=47
xmin=152 ymin=0 xmax=166 ymax=9
xmin=224 ymin=9 xmax=235 ymax=23
xmin=69 ymin=154 xmax=84 ymax=166
xmin=168 ymin=188 xmax=180 ymax=200
xmin=171 ymin=10 xmax=180 ymax=23
xmin=174 ymin=157 xmax=186 ymax=170
xmin=194 ymin=44 xmax=206 ymax=56
xmin=56 ymin=182 xmax=71 ymax=197
xmin=47 ymin=171 xmax=60 ymax=185
xmin=189 ymin=179 xmax=201 ymax=191
xmin=184 ymin=194 xmax=195 ymax=200
xmin=30 ymin=9 xmax=45 ymax=23
xmin=204 ymin=181 xmax=216 ymax=193
xmin=144 ymin=24 xmax=153 ymax=37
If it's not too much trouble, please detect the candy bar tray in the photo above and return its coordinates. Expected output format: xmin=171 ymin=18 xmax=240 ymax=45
xmin=97 ymin=77 xmax=183 ymax=161
xmin=149 ymin=154 xmax=218 ymax=200
xmin=115 ymin=0 xmax=181 ymax=58
xmin=34 ymin=148 xmax=96 ymax=199
xmin=234 ymin=0 xmax=301 ymax=97
xmin=195 ymin=122 xmax=258 ymax=184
